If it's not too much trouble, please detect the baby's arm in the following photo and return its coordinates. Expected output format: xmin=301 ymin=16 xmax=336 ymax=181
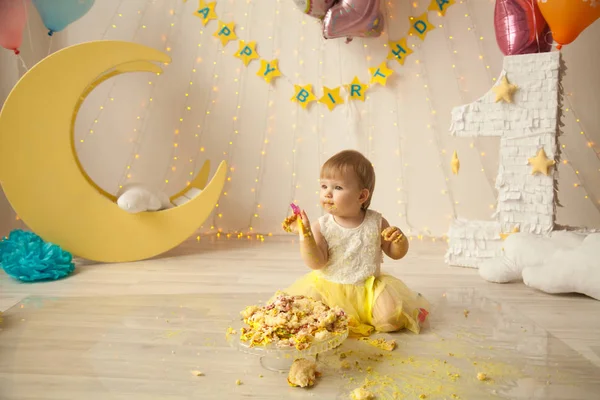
xmin=380 ymin=217 xmax=409 ymax=260
xmin=299 ymin=211 xmax=329 ymax=270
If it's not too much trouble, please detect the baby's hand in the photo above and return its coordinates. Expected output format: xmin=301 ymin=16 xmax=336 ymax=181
xmin=381 ymin=226 xmax=405 ymax=244
xmin=282 ymin=210 xmax=311 ymax=235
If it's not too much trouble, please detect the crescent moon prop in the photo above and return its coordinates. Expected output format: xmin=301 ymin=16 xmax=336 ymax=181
xmin=0 ymin=41 xmax=227 ymax=263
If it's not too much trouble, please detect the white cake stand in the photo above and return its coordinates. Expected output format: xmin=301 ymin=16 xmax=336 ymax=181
xmin=227 ymin=328 xmax=349 ymax=372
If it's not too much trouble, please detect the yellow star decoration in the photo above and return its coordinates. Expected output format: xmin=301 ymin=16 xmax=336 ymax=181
xmin=234 ymin=41 xmax=259 ymax=66
xmin=319 ymin=86 xmax=344 ymax=111
xmin=387 ymin=38 xmax=413 ymax=65
xmin=213 ymin=21 xmax=237 ymax=47
xmin=369 ymin=62 xmax=394 ymax=86
xmin=451 ymin=150 xmax=460 ymax=175
xmin=500 ymin=226 xmax=520 ymax=240
xmin=345 ymin=77 xmax=368 ymax=102
xmin=291 ymin=84 xmax=317 ymax=109
xmin=408 ymin=12 xmax=435 ymax=41
xmin=492 ymin=75 xmax=518 ymax=103
xmin=193 ymin=1 xmax=217 ymax=26
xmin=428 ymin=0 xmax=455 ymax=16
xmin=257 ymin=59 xmax=281 ymax=84
xmin=528 ymin=148 xmax=556 ymax=176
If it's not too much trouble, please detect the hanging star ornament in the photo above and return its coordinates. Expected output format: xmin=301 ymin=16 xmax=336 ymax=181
xmin=213 ymin=21 xmax=237 ymax=46
xmin=319 ymin=87 xmax=344 ymax=111
xmin=451 ymin=150 xmax=460 ymax=175
xmin=234 ymin=41 xmax=259 ymax=66
xmin=291 ymin=84 xmax=317 ymax=109
xmin=500 ymin=226 xmax=520 ymax=240
xmin=408 ymin=12 xmax=435 ymax=41
xmin=369 ymin=61 xmax=394 ymax=86
xmin=387 ymin=38 xmax=413 ymax=65
xmin=257 ymin=59 xmax=281 ymax=84
xmin=492 ymin=74 xmax=518 ymax=103
xmin=428 ymin=0 xmax=455 ymax=16
xmin=345 ymin=77 xmax=368 ymax=102
xmin=528 ymin=148 xmax=556 ymax=176
xmin=193 ymin=1 xmax=217 ymax=26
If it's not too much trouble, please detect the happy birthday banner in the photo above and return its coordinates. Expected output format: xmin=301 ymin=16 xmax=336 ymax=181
xmin=192 ymin=0 xmax=455 ymax=111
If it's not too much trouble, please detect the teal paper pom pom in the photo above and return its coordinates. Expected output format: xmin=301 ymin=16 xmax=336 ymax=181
xmin=0 ymin=229 xmax=75 ymax=282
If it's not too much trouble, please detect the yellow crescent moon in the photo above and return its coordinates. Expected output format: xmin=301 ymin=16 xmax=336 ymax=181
xmin=0 ymin=41 xmax=227 ymax=263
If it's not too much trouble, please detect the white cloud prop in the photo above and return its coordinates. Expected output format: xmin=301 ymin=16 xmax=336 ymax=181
xmin=479 ymin=231 xmax=600 ymax=301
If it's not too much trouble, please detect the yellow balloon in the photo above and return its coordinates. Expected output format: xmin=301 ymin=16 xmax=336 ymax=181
xmin=538 ymin=0 xmax=600 ymax=48
xmin=0 ymin=41 xmax=227 ymax=262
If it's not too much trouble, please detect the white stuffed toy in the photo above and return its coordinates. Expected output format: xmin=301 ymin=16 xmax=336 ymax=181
xmin=116 ymin=184 xmax=172 ymax=214
xmin=479 ymin=231 xmax=600 ymax=301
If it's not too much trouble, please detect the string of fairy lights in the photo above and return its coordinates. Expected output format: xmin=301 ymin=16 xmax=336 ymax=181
xmin=214 ymin=4 xmax=254 ymax=238
xmin=463 ymin=0 xmax=497 ymax=85
xmin=559 ymin=97 xmax=600 ymax=213
xmin=315 ymin=37 xmax=327 ymax=215
xmin=288 ymin=12 xmax=306 ymax=215
xmin=160 ymin=1 xmax=207 ymax=192
xmin=408 ymin=46 xmax=458 ymax=238
xmin=114 ymin=0 xmax=183 ymax=192
xmin=193 ymin=2 xmax=231 ymax=235
xmin=364 ymin=41 xmax=374 ymax=162
xmin=80 ymin=0 xmax=151 ymax=149
xmin=440 ymin=9 xmax=497 ymax=202
xmin=383 ymin=0 xmax=415 ymax=235
xmin=244 ymin=0 xmax=283 ymax=240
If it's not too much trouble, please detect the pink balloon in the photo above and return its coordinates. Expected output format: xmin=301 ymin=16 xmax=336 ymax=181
xmin=293 ymin=0 xmax=337 ymax=20
xmin=0 ymin=0 xmax=29 ymax=55
xmin=494 ymin=0 xmax=552 ymax=56
xmin=323 ymin=0 xmax=383 ymax=43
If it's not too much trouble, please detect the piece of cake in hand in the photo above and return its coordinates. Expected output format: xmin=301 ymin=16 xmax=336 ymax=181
xmin=287 ymin=358 xmax=320 ymax=388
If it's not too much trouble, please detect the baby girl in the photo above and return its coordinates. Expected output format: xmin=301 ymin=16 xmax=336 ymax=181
xmin=283 ymin=149 xmax=430 ymax=336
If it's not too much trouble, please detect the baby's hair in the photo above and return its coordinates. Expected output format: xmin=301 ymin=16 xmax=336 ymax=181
xmin=320 ymin=150 xmax=375 ymax=210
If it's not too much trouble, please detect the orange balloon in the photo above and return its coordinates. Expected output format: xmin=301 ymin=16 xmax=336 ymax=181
xmin=537 ymin=0 xmax=600 ymax=49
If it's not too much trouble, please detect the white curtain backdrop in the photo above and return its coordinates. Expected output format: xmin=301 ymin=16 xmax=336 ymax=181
xmin=1 ymin=0 xmax=599 ymax=238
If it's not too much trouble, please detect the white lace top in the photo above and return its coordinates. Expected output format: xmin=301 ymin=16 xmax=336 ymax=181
xmin=316 ymin=209 xmax=383 ymax=285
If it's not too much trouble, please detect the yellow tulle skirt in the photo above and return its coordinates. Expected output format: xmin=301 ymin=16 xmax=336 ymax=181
xmin=285 ymin=271 xmax=430 ymax=337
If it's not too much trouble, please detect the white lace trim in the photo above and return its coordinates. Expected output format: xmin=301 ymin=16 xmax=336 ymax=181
xmin=316 ymin=210 xmax=383 ymax=284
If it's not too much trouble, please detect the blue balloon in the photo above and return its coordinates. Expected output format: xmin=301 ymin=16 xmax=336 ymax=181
xmin=32 ymin=0 xmax=95 ymax=36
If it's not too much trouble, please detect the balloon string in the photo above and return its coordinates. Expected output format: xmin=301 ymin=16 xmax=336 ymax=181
xmin=23 ymin=0 xmax=34 ymax=55
xmin=529 ymin=0 xmax=541 ymax=53
xmin=17 ymin=55 xmax=28 ymax=70
xmin=47 ymin=35 xmax=53 ymax=56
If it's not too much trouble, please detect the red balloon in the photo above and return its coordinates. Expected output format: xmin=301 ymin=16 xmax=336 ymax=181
xmin=494 ymin=0 xmax=552 ymax=55
xmin=323 ymin=0 xmax=384 ymax=42
xmin=0 ymin=0 xmax=30 ymax=55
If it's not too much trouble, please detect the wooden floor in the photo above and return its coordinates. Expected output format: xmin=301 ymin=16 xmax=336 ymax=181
xmin=1 ymin=237 xmax=599 ymax=399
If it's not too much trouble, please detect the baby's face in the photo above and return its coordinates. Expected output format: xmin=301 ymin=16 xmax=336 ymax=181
xmin=319 ymin=171 xmax=366 ymax=217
